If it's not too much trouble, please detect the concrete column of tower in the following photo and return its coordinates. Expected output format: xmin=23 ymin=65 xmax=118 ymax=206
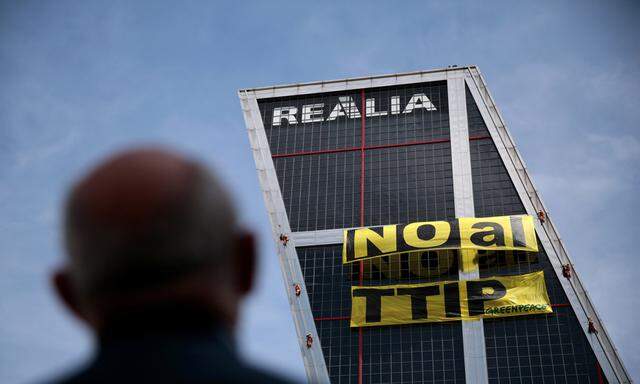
xmin=447 ymin=72 xmax=489 ymax=384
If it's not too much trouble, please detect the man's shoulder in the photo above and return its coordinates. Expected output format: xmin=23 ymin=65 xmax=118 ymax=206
xmin=48 ymin=356 xmax=296 ymax=384
xmin=209 ymin=363 xmax=297 ymax=384
xmin=46 ymin=328 xmax=298 ymax=384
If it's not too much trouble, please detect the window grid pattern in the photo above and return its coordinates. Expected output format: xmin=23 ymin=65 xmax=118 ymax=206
xmin=364 ymin=82 xmax=449 ymax=146
xmin=261 ymin=82 xmax=466 ymax=383
xmin=466 ymin=85 xmax=490 ymax=137
xmin=362 ymin=323 xmax=465 ymax=384
xmin=274 ymin=151 xmax=360 ymax=232
xmin=299 ymin=246 xmax=359 ymax=383
xmin=364 ymin=143 xmax=454 ymax=227
xmin=298 ymin=246 xmax=353 ymax=320
xmin=470 ymin=139 xmax=524 ymax=217
xmin=468 ymin=93 xmax=603 ymax=383
xmin=316 ymin=319 xmax=360 ymax=383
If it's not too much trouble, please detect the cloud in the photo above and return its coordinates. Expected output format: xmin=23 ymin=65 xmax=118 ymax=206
xmin=586 ymin=133 xmax=640 ymax=162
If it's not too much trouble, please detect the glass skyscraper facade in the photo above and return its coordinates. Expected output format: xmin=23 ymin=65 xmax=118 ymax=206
xmin=240 ymin=67 xmax=629 ymax=384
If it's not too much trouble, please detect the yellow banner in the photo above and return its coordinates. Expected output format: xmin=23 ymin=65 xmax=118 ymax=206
xmin=357 ymin=250 xmax=538 ymax=280
xmin=350 ymin=271 xmax=551 ymax=327
xmin=343 ymin=215 xmax=537 ymax=264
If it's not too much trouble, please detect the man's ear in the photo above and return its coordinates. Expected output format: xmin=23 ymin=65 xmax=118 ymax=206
xmin=233 ymin=231 xmax=256 ymax=295
xmin=52 ymin=268 xmax=88 ymax=322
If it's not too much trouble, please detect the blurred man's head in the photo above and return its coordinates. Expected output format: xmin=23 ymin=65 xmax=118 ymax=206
xmin=53 ymin=147 xmax=255 ymax=333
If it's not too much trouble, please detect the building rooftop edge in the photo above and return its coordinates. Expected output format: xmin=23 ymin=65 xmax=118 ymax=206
xmin=238 ymin=65 xmax=478 ymax=94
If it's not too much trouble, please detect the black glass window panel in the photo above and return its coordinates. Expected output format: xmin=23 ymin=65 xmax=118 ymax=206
xmin=298 ymin=245 xmax=353 ymax=319
xmin=274 ymin=151 xmax=360 ymax=232
xmin=298 ymin=245 xmax=357 ymax=383
xmin=466 ymin=85 xmax=490 ymax=137
xmin=362 ymin=323 xmax=465 ymax=384
xmin=316 ymin=319 xmax=359 ymax=383
xmin=468 ymin=94 xmax=603 ymax=383
xmin=470 ymin=138 xmax=526 ymax=217
xmin=364 ymin=81 xmax=449 ymax=147
xmin=364 ymin=143 xmax=455 ymax=227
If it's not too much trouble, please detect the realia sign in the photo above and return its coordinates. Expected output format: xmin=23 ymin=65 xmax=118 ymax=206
xmin=272 ymin=93 xmax=437 ymax=126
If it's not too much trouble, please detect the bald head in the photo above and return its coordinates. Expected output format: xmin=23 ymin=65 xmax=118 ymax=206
xmin=56 ymin=147 xmax=254 ymax=330
xmin=69 ymin=148 xmax=204 ymax=229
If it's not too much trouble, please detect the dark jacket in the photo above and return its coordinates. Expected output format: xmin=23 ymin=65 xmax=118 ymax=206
xmin=51 ymin=307 xmax=295 ymax=384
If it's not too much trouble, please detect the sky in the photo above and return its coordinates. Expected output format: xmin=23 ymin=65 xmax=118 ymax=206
xmin=1 ymin=1 xmax=639 ymax=382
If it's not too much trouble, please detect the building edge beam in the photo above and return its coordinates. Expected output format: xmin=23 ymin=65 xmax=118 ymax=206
xmin=448 ymin=71 xmax=489 ymax=384
xmin=239 ymin=91 xmax=331 ymax=384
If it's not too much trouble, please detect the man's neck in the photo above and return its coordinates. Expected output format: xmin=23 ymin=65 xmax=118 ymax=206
xmin=97 ymin=302 xmax=227 ymax=342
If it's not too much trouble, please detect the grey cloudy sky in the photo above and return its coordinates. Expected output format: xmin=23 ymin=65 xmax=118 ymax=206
xmin=1 ymin=1 xmax=638 ymax=382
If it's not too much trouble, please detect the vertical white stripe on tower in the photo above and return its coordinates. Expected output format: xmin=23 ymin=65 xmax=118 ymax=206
xmin=447 ymin=70 xmax=489 ymax=384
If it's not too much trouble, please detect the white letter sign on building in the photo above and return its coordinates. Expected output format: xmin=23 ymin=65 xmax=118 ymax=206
xmin=272 ymin=93 xmax=437 ymax=126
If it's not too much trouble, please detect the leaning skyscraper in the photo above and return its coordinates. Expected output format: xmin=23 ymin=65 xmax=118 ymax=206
xmin=238 ymin=66 xmax=630 ymax=384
